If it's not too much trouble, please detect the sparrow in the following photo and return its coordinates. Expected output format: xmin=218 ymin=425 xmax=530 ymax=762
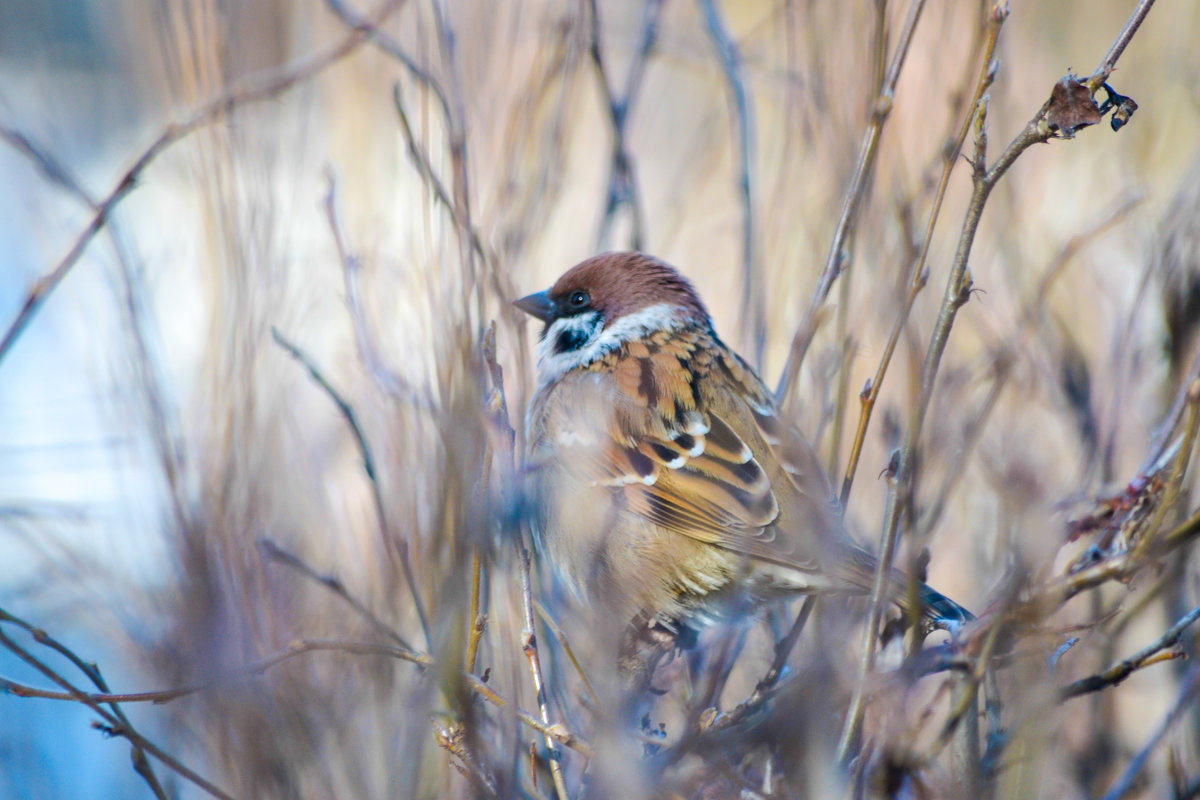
xmin=516 ymin=252 xmax=972 ymax=636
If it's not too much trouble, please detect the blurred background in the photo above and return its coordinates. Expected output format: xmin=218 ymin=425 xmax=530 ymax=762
xmin=1 ymin=0 xmax=1199 ymax=797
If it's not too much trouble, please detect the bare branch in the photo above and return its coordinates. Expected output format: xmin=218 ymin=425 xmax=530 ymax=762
xmin=776 ymin=0 xmax=930 ymax=403
xmin=698 ymin=0 xmax=762 ymax=366
xmin=0 ymin=0 xmax=409 ymax=370
xmin=271 ymin=327 xmax=433 ymax=649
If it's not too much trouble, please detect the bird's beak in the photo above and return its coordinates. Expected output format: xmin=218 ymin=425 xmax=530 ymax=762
xmin=514 ymin=290 xmax=555 ymax=323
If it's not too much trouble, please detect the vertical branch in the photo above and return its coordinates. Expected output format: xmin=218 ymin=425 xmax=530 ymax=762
xmin=826 ymin=0 xmax=891 ymax=477
xmin=698 ymin=0 xmax=762 ymax=366
xmin=835 ymin=459 xmax=902 ymax=763
xmin=775 ymin=0 xmax=929 ymax=404
xmin=429 ymin=0 xmax=481 ymax=318
xmin=589 ymin=0 xmax=665 ymax=251
xmin=838 ymin=7 xmax=1006 ymax=507
xmin=519 ymin=543 xmax=571 ymax=800
xmin=483 ymin=325 xmax=569 ymax=798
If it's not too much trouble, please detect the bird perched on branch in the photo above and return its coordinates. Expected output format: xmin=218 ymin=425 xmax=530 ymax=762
xmin=516 ymin=252 xmax=971 ymax=643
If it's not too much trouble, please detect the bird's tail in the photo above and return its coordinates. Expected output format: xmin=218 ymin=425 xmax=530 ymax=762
xmin=830 ymin=546 xmax=974 ymax=633
xmin=906 ymin=578 xmax=974 ymax=633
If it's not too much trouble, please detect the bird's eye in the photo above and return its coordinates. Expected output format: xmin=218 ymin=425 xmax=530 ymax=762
xmin=568 ymin=291 xmax=589 ymax=309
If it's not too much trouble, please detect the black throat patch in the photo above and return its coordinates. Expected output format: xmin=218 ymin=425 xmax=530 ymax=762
xmin=549 ymin=313 xmax=602 ymax=354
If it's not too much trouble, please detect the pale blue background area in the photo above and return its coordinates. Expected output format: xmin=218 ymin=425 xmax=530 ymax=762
xmin=0 ymin=2 xmax=178 ymax=797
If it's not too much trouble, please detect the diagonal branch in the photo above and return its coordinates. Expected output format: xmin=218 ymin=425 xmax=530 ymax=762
xmin=0 ymin=0 xmax=410 ymax=371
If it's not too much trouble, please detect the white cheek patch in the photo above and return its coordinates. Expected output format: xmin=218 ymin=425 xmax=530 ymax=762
xmin=537 ymin=312 xmax=603 ymax=367
xmin=535 ymin=303 xmax=687 ymax=386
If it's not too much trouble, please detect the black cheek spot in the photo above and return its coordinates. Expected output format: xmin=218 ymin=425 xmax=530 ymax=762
xmin=555 ymin=327 xmax=590 ymax=354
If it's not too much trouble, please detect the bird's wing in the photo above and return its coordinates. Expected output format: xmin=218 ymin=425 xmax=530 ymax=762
xmin=539 ymin=330 xmax=845 ymax=574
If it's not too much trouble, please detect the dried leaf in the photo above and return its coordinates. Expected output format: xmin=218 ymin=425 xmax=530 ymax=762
xmin=1045 ymin=77 xmax=1101 ymax=138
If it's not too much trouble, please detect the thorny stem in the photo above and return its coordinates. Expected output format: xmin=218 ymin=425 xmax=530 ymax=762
xmin=775 ymin=0 xmax=929 ymax=405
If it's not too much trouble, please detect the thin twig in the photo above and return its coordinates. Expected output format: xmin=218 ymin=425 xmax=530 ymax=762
xmin=518 ymin=541 xmax=571 ymax=800
xmin=776 ymin=0 xmax=930 ymax=404
xmin=429 ymin=0 xmax=482 ymax=315
xmin=258 ymin=538 xmax=415 ymax=651
xmin=534 ymin=600 xmax=599 ymax=706
xmin=322 ymin=0 xmax=452 ymax=123
xmin=323 ymin=171 xmax=434 ymax=405
xmin=0 ymin=621 xmax=595 ymax=758
xmin=1089 ymin=0 xmax=1158 ymax=89
xmin=1023 ymin=504 xmax=1200 ymax=613
xmin=698 ymin=0 xmax=762 ymax=366
xmin=918 ymin=195 xmax=1142 ymax=536
xmin=0 ymin=608 xmax=169 ymax=798
xmin=0 ymin=0 xmax=409 ymax=370
xmin=702 ymin=597 xmax=815 ymax=736
xmin=432 ymin=716 xmax=501 ymax=798
xmin=837 ymin=7 xmax=1007 ymax=506
xmin=1098 ymin=665 xmax=1200 ymax=800
xmin=390 ymin=84 xmax=487 ymax=264
xmin=588 ymin=0 xmax=664 ymax=251
xmin=0 ymin=637 xmax=431 ymax=705
xmin=271 ymin=327 xmax=433 ymax=649
xmin=885 ymin=0 xmax=1157 ymax=660
xmin=1132 ymin=380 xmax=1200 ymax=560
xmin=836 ymin=465 xmax=903 ymax=764
xmin=0 ymin=624 xmax=234 ymax=800
xmin=466 ymin=549 xmax=486 ymax=675
xmin=1 ymin=644 xmax=595 ymax=762
xmin=481 ymin=323 xmax=570 ymax=793
xmin=1060 ymin=604 xmax=1200 ymax=700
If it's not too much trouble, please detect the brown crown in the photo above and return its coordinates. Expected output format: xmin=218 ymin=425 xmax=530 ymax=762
xmin=549 ymin=252 xmax=710 ymax=328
